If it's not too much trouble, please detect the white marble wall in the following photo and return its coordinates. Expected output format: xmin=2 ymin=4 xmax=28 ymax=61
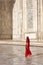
xmin=12 ymin=0 xmax=43 ymax=41
xmin=23 ymin=0 xmax=37 ymax=40
xmin=13 ymin=0 xmax=37 ymax=40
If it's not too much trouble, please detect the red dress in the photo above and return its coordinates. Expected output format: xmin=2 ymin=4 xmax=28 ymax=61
xmin=25 ymin=36 xmax=32 ymax=57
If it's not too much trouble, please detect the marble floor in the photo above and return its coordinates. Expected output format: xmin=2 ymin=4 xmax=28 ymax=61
xmin=0 ymin=44 xmax=43 ymax=65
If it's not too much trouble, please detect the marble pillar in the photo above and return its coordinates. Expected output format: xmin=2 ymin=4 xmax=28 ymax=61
xmin=13 ymin=0 xmax=23 ymax=40
xmin=37 ymin=0 xmax=42 ymax=40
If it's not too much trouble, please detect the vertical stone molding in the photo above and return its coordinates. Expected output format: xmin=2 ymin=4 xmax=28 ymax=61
xmin=37 ymin=0 xmax=42 ymax=40
xmin=41 ymin=0 xmax=43 ymax=40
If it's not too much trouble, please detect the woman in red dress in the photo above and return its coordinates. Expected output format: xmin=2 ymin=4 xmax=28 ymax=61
xmin=25 ymin=36 xmax=32 ymax=57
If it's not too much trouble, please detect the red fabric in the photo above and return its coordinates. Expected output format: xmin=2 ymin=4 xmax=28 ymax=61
xmin=25 ymin=36 xmax=32 ymax=57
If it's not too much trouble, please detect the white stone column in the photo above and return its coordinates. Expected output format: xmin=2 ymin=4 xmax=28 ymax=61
xmin=13 ymin=0 xmax=23 ymax=40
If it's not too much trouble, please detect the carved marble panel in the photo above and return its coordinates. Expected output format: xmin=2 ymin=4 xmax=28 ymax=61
xmin=23 ymin=0 xmax=37 ymax=32
xmin=26 ymin=0 xmax=33 ymax=29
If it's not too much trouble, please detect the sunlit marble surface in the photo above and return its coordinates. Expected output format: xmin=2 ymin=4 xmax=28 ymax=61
xmin=0 ymin=45 xmax=43 ymax=65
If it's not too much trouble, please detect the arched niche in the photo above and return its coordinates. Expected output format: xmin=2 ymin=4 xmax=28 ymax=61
xmin=0 ymin=0 xmax=15 ymax=39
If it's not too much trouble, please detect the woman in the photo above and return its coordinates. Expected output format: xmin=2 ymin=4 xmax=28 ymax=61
xmin=25 ymin=36 xmax=32 ymax=57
